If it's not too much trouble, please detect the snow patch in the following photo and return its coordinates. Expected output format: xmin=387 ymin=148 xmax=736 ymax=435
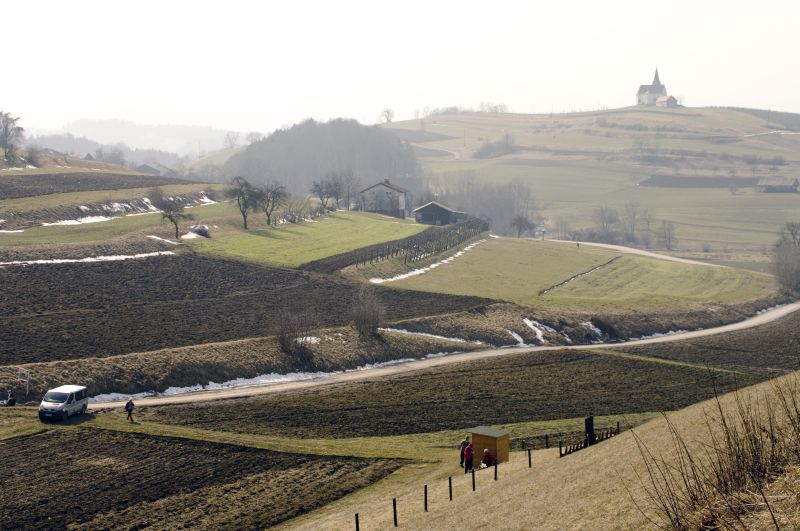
xmin=26 ymin=165 xmax=37 ymax=169
xmin=89 ymin=351 xmax=463 ymax=403
xmin=146 ymin=235 xmax=182 ymax=245
xmin=198 ymin=192 xmax=216 ymax=204
xmin=0 ymin=229 xmax=24 ymax=234
xmin=181 ymin=232 xmax=202 ymax=239
xmin=506 ymin=329 xmax=525 ymax=345
xmin=489 ymin=234 xmax=500 ymax=238
xmin=523 ymin=318 xmax=554 ymax=344
xmin=42 ymin=216 xmax=112 ymax=226
xmin=78 ymin=206 xmax=91 ymax=213
xmin=370 ymin=239 xmax=486 ymax=284
xmin=634 ymin=329 xmax=690 ymax=340
xmin=582 ymin=321 xmax=603 ymax=336
xmin=298 ymin=336 xmax=320 ymax=345
xmin=0 ymin=251 xmax=174 ymax=267
xmin=380 ymin=328 xmax=484 ymax=344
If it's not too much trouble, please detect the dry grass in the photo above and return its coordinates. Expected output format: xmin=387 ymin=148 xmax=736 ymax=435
xmin=283 ymin=371 xmax=800 ymax=530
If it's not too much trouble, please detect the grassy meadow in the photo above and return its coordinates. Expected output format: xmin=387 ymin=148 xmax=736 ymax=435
xmin=387 ymin=237 xmax=774 ymax=311
xmin=386 ymin=107 xmax=800 ymax=261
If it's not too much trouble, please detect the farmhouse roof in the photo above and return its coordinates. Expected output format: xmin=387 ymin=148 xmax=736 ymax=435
xmin=758 ymin=177 xmax=799 ymax=187
xmin=136 ymin=164 xmax=160 ymax=174
xmin=83 ymin=153 xmax=95 ymax=161
xmin=359 ymin=179 xmax=408 ymax=194
xmin=470 ymin=426 xmax=508 ymax=438
xmin=656 ymin=95 xmax=676 ymax=103
xmin=411 ymin=200 xmax=464 ymax=214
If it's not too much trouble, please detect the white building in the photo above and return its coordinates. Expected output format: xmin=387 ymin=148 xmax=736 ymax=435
xmin=357 ymin=179 xmax=409 ymax=218
xmin=636 ymin=69 xmax=668 ymax=106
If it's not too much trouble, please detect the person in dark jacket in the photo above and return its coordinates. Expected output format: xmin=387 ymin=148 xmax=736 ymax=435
xmin=481 ymin=448 xmax=493 ymax=468
xmin=463 ymin=442 xmax=474 ymax=473
xmin=5 ymin=390 xmax=15 ymax=407
xmin=459 ymin=435 xmax=470 ymax=466
xmin=124 ymin=398 xmax=135 ymax=422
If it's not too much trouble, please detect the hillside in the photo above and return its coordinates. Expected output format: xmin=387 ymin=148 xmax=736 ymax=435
xmin=384 ymin=106 xmax=800 ymax=265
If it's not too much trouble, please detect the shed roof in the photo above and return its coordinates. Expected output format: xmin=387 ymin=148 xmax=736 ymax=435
xmin=470 ymin=426 xmax=508 ymax=438
xmin=758 ymin=177 xmax=799 ymax=187
xmin=359 ymin=180 xmax=408 ymax=194
xmin=412 ymin=200 xmax=464 ymax=214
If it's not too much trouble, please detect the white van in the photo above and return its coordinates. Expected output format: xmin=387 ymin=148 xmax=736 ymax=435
xmin=38 ymin=385 xmax=89 ymax=422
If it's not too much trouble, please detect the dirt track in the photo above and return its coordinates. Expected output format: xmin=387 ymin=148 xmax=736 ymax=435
xmin=90 ymin=301 xmax=800 ymax=409
xmin=546 ymin=238 xmax=719 ymax=267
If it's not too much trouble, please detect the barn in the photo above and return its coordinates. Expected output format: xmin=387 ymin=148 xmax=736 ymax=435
xmin=758 ymin=177 xmax=799 ymax=193
xmin=357 ymin=179 xmax=409 ymax=218
xmin=412 ymin=201 xmax=465 ymax=226
xmin=469 ymin=426 xmax=510 ymax=464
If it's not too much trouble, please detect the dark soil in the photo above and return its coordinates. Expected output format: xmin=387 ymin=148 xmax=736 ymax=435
xmin=143 ymin=349 xmax=763 ymax=439
xmin=0 ymin=254 xmax=490 ymax=364
xmin=0 ymin=172 xmax=191 ymax=200
xmin=0 ymin=428 xmax=401 ymax=530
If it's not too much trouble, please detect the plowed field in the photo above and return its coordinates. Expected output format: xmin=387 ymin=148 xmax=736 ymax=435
xmin=0 ymin=429 xmax=401 ymax=530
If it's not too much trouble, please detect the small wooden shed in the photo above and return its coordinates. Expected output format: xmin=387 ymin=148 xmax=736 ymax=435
xmin=412 ymin=201 xmax=465 ymax=226
xmin=470 ymin=426 xmax=510 ymax=464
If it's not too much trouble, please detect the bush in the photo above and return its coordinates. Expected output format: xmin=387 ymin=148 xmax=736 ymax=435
xmin=276 ymin=310 xmax=314 ymax=367
xmin=351 ymin=287 xmax=384 ymax=338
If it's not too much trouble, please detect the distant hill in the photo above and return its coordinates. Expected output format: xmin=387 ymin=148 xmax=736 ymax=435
xmin=62 ymin=119 xmax=231 ymax=156
xmin=725 ymin=107 xmax=800 ymax=131
xmin=223 ymin=118 xmax=420 ymax=194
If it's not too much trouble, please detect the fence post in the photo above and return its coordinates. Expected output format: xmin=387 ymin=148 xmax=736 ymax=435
xmin=448 ymin=476 xmax=452 ymax=501
xmin=545 ymin=433 xmax=549 ymax=449
xmin=424 ymin=484 xmax=428 ymax=512
xmin=355 ymin=513 xmax=359 ymax=531
xmin=393 ymin=497 xmax=398 ymax=527
xmin=617 ymin=421 xmax=620 ymax=435
xmin=559 ymin=440 xmax=563 ymax=458
xmin=494 ymin=461 xmax=498 ymax=481
xmin=471 ymin=469 xmax=476 ymax=491
xmin=528 ymin=448 xmax=532 ymax=468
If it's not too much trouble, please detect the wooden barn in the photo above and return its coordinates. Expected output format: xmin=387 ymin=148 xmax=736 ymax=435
xmin=357 ymin=179 xmax=409 ymax=218
xmin=412 ymin=201 xmax=465 ymax=226
xmin=470 ymin=426 xmax=510 ymax=464
xmin=758 ymin=177 xmax=799 ymax=193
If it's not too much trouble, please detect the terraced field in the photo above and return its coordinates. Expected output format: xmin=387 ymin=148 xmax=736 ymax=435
xmin=0 ymin=171 xmax=190 ymax=199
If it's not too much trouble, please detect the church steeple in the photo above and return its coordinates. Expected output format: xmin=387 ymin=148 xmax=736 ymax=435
xmin=653 ymin=68 xmax=661 ymax=86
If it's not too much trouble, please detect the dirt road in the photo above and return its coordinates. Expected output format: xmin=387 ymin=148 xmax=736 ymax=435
xmin=89 ymin=302 xmax=800 ymax=410
xmin=546 ymin=238 xmax=719 ymax=267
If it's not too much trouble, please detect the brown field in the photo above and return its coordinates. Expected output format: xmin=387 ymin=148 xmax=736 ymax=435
xmin=142 ymin=348 xmax=762 ymax=440
xmin=0 ymin=428 xmax=401 ymax=530
xmin=0 ymin=254 xmax=489 ymax=364
xmin=0 ymin=171 xmax=191 ymax=200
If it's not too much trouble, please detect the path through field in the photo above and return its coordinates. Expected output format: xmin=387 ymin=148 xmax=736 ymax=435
xmin=89 ymin=301 xmax=800 ymax=410
xmin=546 ymin=238 xmax=720 ymax=267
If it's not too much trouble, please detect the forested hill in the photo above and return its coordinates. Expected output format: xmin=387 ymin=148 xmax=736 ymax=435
xmin=223 ymin=118 xmax=420 ymax=194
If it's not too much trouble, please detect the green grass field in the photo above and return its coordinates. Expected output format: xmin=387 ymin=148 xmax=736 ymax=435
xmin=388 ymin=238 xmax=774 ymax=310
xmin=385 ymin=107 xmax=800 ymax=259
xmin=187 ymin=209 xmax=425 ymax=267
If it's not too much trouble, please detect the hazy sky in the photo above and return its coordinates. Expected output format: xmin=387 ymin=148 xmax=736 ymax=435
xmin=4 ymin=0 xmax=798 ymax=134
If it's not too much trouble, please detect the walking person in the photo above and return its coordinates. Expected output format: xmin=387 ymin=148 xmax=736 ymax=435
xmin=463 ymin=441 xmax=474 ymax=474
xmin=124 ymin=398 xmax=135 ymax=423
xmin=459 ymin=435 xmax=470 ymax=467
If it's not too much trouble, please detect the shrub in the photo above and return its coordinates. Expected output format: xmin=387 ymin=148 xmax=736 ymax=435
xmin=351 ymin=287 xmax=384 ymax=339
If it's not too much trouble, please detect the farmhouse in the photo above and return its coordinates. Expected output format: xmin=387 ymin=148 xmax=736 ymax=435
xmin=656 ymin=95 xmax=678 ymax=108
xmin=136 ymin=162 xmax=178 ymax=178
xmin=357 ymin=179 xmax=409 ymax=218
xmin=757 ymin=176 xmax=799 ymax=193
xmin=83 ymin=153 xmax=95 ymax=161
xmin=412 ymin=201 xmax=465 ymax=226
xmin=636 ymin=69 xmax=668 ymax=106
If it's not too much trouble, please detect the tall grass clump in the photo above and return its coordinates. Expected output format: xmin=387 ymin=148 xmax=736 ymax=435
xmin=632 ymin=375 xmax=800 ymax=529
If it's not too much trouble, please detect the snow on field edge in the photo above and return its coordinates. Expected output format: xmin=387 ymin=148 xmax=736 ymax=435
xmin=370 ymin=239 xmax=486 ymax=284
xmin=0 ymin=251 xmax=174 ymax=267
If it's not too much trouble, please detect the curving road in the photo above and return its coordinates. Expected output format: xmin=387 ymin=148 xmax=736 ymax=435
xmin=89 ymin=301 xmax=800 ymax=410
xmin=545 ymin=238 xmax=720 ymax=267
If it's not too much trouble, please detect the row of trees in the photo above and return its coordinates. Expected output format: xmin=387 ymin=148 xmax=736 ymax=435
xmin=774 ymin=222 xmax=800 ymax=294
xmin=226 ymin=176 xmax=290 ymax=229
xmin=310 ymin=171 xmax=360 ymax=211
xmin=556 ymin=202 xmax=678 ymax=250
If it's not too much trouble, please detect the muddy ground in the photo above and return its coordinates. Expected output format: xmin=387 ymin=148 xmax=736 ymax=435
xmin=0 ymin=254 xmax=489 ymax=364
xmin=0 ymin=172 xmax=190 ymax=200
xmin=142 ymin=348 xmax=763 ymax=440
xmin=0 ymin=428 xmax=401 ymax=530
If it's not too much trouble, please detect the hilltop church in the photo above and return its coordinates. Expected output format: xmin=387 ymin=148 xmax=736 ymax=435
xmin=636 ymin=69 xmax=677 ymax=107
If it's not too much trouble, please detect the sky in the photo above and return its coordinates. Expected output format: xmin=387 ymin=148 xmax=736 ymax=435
xmin=3 ymin=0 xmax=799 ymax=135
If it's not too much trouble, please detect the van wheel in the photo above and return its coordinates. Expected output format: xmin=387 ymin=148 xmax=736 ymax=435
xmin=80 ymin=404 xmax=87 ymax=415
xmin=62 ymin=411 xmax=69 ymax=423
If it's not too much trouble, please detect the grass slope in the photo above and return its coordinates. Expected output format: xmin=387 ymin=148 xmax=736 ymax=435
xmin=388 ymin=238 xmax=773 ymax=311
xmin=186 ymin=210 xmax=425 ymax=267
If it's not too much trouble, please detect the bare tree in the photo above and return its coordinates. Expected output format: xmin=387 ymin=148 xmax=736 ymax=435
xmin=95 ymin=146 xmax=126 ymax=166
xmin=0 ymin=111 xmax=24 ymax=162
xmin=622 ymin=201 xmax=641 ymax=241
xmin=276 ymin=308 xmax=314 ymax=367
xmin=659 ymin=220 xmax=677 ymax=251
xmin=555 ymin=217 xmax=570 ymax=240
xmin=224 ymin=131 xmax=240 ymax=150
xmin=325 ymin=172 xmax=344 ymax=210
xmin=593 ymin=205 xmax=619 ymax=235
xmin=310 ymin=180 xmax=331 ymax=211
xmin=260 ymin=181 xmax=289 ymax=226
xmin=381 ymin=108 xmax=395 ymax=123
xmin=351 ymin=286 xmax=384 ymax=338
xmin=149 ymin=187 xmax=193 ymax=238
xmin=246 ymin=131 xmax=264 ymax=145
xmin=774 ymin=240 xmax=800 ymax=294
xmin=510 ymin=215 xmax=535 ymax=238
xmin=226 ymin=176 xmax=264 ymax=229
xmin=779 ymin=221 xmax=800 ymax=247
xmin=341 ymin=170 xmax=360 ymax=210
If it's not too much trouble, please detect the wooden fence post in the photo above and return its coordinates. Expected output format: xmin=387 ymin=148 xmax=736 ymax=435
xmin=471 ymin=469 xmax=476 ymax=491
xmin=355 ymin=513 xmax=360 ymax=531
xmin=393 ymin=497 xmax=398 ymax=527
xmin=545 ymin=434 xmax=549 ymax=448
xmin=559 ymin=440 xmax=563 ymax=458
xmin=494 ymin=461 xmax=498 ymax=481
xmin=617 ymin=421 xmax=620 ymax=435
xmin=424 ymin=484 xmax=428 ymax=512
xmin=448 ymin=476 xmax=452 ymax=501
xmin=528 ymin=448 xmax=532 ymax=468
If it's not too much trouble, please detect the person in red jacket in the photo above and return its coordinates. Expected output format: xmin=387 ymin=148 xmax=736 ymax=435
xmin=463 ymin=442 xmax=474 ymax=473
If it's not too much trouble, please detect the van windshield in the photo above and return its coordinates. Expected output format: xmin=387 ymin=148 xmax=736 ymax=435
xmin=43 ymin=391 xmax=69 ymax=403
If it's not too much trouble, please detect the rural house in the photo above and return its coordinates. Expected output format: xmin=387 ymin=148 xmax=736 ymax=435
xmin=757 ymin=177 xmax=799 ymax=193
xmin=136 ymin=162 xmax=178 ymax=178
xmin=656 ymin=95 xmax=678 ymax=108
xmin=357 ymin=179 xmax=409 ymax=218
xmin=412 ymin=201 xmax=465 ymax=225
xmin=636 ymin=69 xmax=668 ymax=106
